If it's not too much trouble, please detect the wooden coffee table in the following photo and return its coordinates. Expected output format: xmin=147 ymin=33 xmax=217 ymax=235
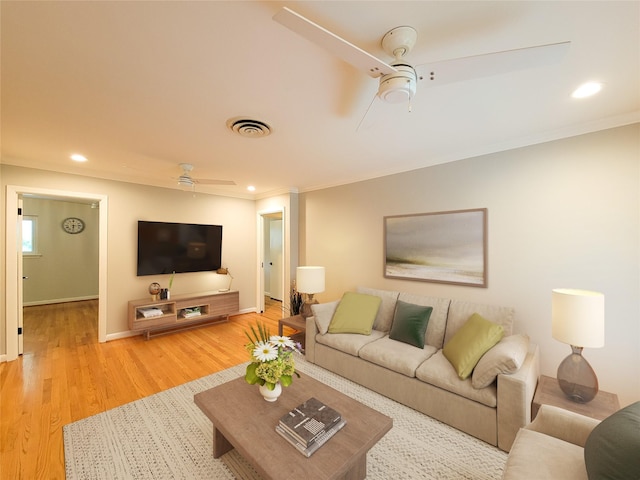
xmin=194 ymin=372 xmax=392 ymax=480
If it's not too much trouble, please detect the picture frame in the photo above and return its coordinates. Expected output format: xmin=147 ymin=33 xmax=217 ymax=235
xmin=384 ymin=208 xmax=487 ymax=287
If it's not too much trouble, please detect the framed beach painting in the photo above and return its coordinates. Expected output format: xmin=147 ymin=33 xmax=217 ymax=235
xmin=384 ymin=208 xmax=487 ymax=287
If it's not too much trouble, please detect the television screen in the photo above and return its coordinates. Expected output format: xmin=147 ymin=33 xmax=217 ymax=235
xmin=137 ymin=221 xmax=222 ymax=276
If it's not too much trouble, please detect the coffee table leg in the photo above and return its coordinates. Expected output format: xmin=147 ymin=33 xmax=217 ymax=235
xmin=343 ymin=455 xmax=366 ymax=480
xmin=213 ymin=426 xmax=234 ymax=458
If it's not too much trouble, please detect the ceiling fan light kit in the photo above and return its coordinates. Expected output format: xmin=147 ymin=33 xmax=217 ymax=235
xmin=378 ymin=63 xmax=417 ymax=103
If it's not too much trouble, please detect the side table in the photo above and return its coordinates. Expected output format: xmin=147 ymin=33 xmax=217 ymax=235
xmin=532 ymin=375 xmax=620 ymax=421
xmin=278 ymin=315 xmax=306 ymax=351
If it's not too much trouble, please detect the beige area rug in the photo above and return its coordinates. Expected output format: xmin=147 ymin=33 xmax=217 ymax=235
xmin=64 ymin=357 xmax=507 ymax=479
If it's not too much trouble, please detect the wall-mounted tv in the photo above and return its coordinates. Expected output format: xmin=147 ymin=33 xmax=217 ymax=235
xmin=137 ymin=221 xmax=223 ymax=276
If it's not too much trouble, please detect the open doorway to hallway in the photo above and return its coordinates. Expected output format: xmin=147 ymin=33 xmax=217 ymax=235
xmin=20 ymin=197 xmax=100 ymax=355
xmin=5 ymin=185 xmax=108 ymax=362
xmin=259 ymin=210 xmax=285 ymax=316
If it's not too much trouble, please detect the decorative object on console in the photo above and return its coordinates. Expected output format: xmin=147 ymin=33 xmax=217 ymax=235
xmin=552 ymin=288 xmax=605 ymax=403
xmin=243 ymin=322 xmax=301 ymax=400
xmin=296 ymin=266 xmax=325 ymax=318
xmin=384 ymin=208 xmax=487 ymax=287
xmin=148 ymin=282 xmax=161 ymax=301
xmin=216 ymin=268 xmax=233 ymax=292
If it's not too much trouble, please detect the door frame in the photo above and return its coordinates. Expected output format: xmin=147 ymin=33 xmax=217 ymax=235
xmin=5 ymin=185 xmax=108 ymax=361
xmin=257 ymin=208 xmax=285 ymax=316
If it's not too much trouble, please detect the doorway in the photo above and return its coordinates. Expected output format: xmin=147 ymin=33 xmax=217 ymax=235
xmin=21 ymin=196 xmax=100 ymax=354
xmin=5 ymin=185 xmax=108 ymax=361
xmin=258 ymin=209 xmax=285 ymax=316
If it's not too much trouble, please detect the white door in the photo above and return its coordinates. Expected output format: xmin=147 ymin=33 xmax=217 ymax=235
xmin=17 ymin=197 xmax=24 ymax=355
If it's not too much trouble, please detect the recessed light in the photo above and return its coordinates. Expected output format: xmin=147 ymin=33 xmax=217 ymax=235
xmin=70 ymin=154 xmax=88 ymax=162
xmin=247 ymin=186 xmax=256 ymax=192
xmin=571 ymin=82 xmax=603 ymax=99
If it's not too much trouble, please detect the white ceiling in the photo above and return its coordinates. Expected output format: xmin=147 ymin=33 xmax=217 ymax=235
xmin=2 ymin=1 xmax=639 ymax=199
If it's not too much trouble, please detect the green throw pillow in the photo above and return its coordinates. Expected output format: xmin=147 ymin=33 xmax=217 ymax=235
xmin=389 ymin=300 xmax=433 ymax=349
xmin=442 ymin=313 xmax=504 ymax=380
xmin=584 ymin=401 xmax=640 ymax=480
xmin=328 ymin=292 xmax=382 ymax=335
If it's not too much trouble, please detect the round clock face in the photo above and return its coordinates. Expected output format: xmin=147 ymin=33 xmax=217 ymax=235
xmin=62 ymin=217 xmax=85 ymax=234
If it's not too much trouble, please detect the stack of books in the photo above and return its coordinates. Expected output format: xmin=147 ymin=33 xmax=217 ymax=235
xmin=138 ymin=307 xmax=164 ymax=318
xmin=276 ymin=397 xmax=346 ymax=457
xmin=181 ymin=307 xmax=201 ymax=318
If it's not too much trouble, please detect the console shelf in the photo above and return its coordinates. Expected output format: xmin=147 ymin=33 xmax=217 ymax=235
xmin=128 ymin=290 xmax=239 ymax=339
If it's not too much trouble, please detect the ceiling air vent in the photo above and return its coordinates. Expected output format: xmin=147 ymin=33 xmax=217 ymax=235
xmin=226 ymin=118 xmax=272 ymax=138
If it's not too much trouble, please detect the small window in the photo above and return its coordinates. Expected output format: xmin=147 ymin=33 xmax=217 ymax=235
xmin=22 ymin=216 xmax=38 ymax=255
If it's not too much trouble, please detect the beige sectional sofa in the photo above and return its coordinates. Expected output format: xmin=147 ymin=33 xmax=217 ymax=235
xmin=304 ymin=287 xmax=540 ymax=452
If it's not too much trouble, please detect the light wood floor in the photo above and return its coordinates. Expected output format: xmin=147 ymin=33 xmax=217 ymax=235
xmin=0 ymin=298 xmax=290 ymax=480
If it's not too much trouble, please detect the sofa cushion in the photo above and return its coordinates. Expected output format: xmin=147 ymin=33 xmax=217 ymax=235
xmin=328 ymin=292 xmax=381 ymax=335
xmin=356 ymin=287 xmax=399 ymax=332
xmin=397 ymin=293 xmax=451 ymax=349
xmin=442 ymin=313 xmax=504 ymax=380
xmin=316 ymin=329 xmax=386 ymax=356
xmin=388 ymin=300 xmax=433 ymax=349
xmin=359 ymin=336 xmax=438 ymax=377
xmin=444 ymin=300 xmax=513 ymax=345
xmin=503 ymin=428 xmax=588 ymax=480
xmin=311 ymin=300 xmax=340 ymax=335
xmin=415 ymin=350 xmax=497 ymax=407
xmin=472 ymin=334 xmax=530 ymax=389
xmin=584 ymin=401 xmax=640 ymax=480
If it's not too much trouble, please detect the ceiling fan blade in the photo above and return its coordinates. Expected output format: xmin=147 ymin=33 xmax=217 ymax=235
xmin=416 ymin=41 xmax=571 ymax=87
xmin=273 ymin=7 xmax=397 ymax=78
xmin=194 ymin=179 xmax=236 ymax=186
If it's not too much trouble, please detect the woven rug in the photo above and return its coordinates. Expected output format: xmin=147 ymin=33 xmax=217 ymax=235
xmin=64 ymin=358 xmax=507 ymax=479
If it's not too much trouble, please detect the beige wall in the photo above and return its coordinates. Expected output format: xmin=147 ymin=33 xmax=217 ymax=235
xmin=299 ymin=124 xmax=640 ymax=407
xmin=1 ymin=166 xmax=257 ymax=345
xmin=22 ymin=198 xmax=100 ymax=305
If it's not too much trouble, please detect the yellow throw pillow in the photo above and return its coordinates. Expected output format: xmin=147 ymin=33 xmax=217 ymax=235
xmin=442 ymin=313 xmax=504 ymax=380
xmin=328 ymin=292 xmax=382 ymax=335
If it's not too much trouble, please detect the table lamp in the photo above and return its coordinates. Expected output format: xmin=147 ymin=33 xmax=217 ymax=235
xmin=296 ymin=266 xmax=325 ymax=318
xmin=551 ymin=288 xmax=605 ymax=403
xmin=217 ymin=268 xmax=233 ymax=292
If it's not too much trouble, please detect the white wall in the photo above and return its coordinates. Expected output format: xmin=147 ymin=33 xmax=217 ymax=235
xmin=299 ymin=124 xmax=640 ymax=407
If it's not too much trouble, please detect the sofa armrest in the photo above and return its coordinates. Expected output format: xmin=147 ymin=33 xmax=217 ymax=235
xmin=497 ymin=343 xmax=540 ymax=451
xmin=304 ymin=316 xmax=319 ymax=363
xmin=525 ymin=404 xmax=600 ymax=447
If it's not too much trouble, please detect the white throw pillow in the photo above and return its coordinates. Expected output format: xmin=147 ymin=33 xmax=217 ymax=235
xmin=471 ymin=334 xmax=530 ymax=389
xmin=310 ymin=301 xmax=339 ymax=335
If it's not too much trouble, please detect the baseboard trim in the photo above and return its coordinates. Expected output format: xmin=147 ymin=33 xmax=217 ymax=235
xmin=24 ymin=295 xmax=99 ymax=307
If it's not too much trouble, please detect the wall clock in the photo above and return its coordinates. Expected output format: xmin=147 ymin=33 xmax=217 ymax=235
xmin=62 ymin=217 xmax=85 ymax=234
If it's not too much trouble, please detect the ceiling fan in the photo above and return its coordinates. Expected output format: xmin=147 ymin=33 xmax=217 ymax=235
xmin=176 ymin=163 xmax=235 ymax=189
xmin=273 ymin=7 xmax=570 ymax=126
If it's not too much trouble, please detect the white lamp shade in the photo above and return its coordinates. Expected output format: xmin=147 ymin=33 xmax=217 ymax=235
xmin=296 ymin=266 xmax=325 ymax=294
xmin=552 ymin=288 xmax=604 ymax=348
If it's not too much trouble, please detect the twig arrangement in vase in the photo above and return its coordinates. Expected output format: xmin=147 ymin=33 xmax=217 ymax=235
xmin=290 ymin=281 xmax=303 ymax=316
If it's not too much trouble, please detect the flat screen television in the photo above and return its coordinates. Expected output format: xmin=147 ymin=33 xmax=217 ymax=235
xmin=137 ymin=221 xmax=223 ymax=276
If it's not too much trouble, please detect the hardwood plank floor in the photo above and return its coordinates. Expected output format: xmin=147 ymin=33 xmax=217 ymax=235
xmin=0 ymin=298 xmax=291 ymax=479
